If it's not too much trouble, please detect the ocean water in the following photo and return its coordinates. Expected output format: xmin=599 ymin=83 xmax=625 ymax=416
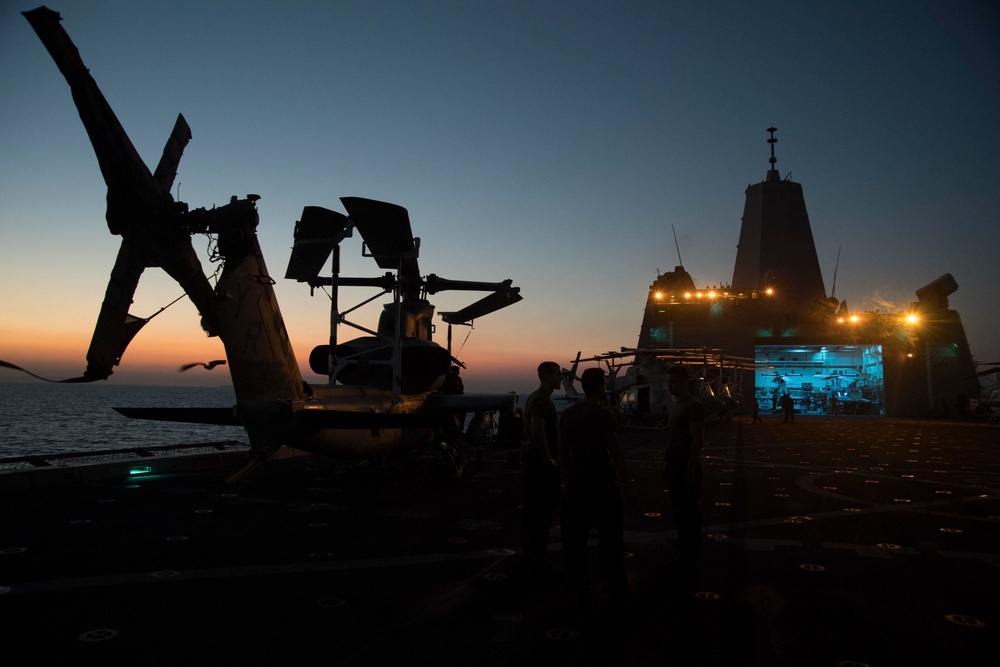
xmin=0 ymin=381 xmax=246 ymax=458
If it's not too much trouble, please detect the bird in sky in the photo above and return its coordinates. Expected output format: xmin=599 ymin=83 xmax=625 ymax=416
xmin=179 ymin=360 xmax=227 ymax=373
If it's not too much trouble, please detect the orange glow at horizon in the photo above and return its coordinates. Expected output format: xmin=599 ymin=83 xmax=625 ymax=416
xmin=2 ymin=321 xmax=546 ymax=392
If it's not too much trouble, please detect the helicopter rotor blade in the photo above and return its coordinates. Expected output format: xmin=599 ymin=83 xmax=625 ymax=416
xmin=440 ymin=288 xmax=523 ymax=325
xmin=24 ymin=7 xmax=170 ymax=236
xmin=24 ymin=6 xmax=217 ymax=381
xmin=285 ymin=206 xmax=351 ymax=282
xmin=424 ymin=275 xmax=518 ymax=294
xmin=340 ymin=197 xmax=421 ymax=297
xmin=84 ymin=242 xmax=151 ymax=380
xmin=152 ymin=114 xmax=192 ymax=194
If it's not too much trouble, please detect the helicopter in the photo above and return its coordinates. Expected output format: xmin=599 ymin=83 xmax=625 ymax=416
xmin=17 ymin=6 xmax=522 ymax=478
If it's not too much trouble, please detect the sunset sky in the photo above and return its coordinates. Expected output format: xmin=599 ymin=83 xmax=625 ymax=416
xmin=2 ymin=1 xmax=998 ymax=393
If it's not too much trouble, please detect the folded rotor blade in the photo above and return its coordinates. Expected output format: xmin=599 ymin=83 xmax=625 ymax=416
xmin=424 ymin=275 xmax=518 ymax=294
xmin=340 ymin=197 xmax=420 ymax=296
xmin=152 ymin=114 xmax=192 ymax=193
xmin=340 ymin=197 xmax=416 ymax=268
xmin=440 ymin=289 xmax=523 ymax=325
xmin=24 ymin=7 xmax=218 ymax=381
xmin=285 ymin=206 xmax=351 ymax=281
xmin=84 ymin=241 xmax=148 ymax=380
xmin=24 ymin=6 xmax=172 ymax=236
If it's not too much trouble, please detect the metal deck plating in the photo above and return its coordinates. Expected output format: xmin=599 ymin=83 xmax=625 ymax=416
xmin=2 ymin=417 xmax=998 ymax=665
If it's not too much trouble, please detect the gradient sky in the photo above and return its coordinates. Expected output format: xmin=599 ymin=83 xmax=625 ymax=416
xmin=2 ymin=1 xmax=998 ymax=393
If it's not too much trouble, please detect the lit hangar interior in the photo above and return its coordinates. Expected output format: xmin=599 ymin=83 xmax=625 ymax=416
xmin=755 ymin=344 xmax=885 ymax=415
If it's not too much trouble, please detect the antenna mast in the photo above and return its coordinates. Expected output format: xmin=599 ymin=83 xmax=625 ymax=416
xmin=672 ymin=224 xmax=684 ymax=267
xmin=831 ymin=244 xmax=841 ymax=299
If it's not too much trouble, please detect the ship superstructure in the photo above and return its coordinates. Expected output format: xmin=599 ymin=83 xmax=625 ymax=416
xmin=634 ymin=129 xmax=979 ymax=418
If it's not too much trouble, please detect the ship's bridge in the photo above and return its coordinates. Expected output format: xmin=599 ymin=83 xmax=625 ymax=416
xmin=651 ymin=287 xmax=768 ymax=304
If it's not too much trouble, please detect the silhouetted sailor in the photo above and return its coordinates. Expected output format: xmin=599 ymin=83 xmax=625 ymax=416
xmin=521 ymin=360 xmax=562 ymax=578
xmin=559 ymin=367 xmax=632 ymax=604
xmin=781 ymin=391 xmax=795 ymax=423
xmin=663 ymin=364 xmax=705 ymax=577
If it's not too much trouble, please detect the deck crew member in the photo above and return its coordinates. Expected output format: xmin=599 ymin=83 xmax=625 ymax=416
xmin=663 ymin=364 xmax=705 ymax=577
xmin=521 ymin=360 xmax=563 ymax=577
xmin=559 ymin=367 xmax=633 ymax=603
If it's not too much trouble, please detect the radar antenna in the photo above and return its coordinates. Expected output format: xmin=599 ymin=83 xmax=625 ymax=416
xmin=767 ymin=126 xmax=778 ymax=171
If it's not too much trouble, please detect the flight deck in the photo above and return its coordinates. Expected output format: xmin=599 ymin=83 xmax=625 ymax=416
xmin=1 ymin=416 xmax=997 ymax=666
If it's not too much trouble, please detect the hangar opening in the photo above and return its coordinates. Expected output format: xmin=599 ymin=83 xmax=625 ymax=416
xmin=755 ymin=344 xmax=885 ymax=415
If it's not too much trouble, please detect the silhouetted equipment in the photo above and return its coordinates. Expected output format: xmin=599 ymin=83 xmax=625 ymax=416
xmin=283 ymin=196 xmax=522 ymax=394
xmin=915 ymin=273 xmax=959 ymax=312
xmin=20 ymin=6 xmax=521 ymax=474
xmin=24 ymin=6 xmax=216 ymax=383
xmin=283 ymin=206 xmax=352 ymax=282
xmin=439 ymin=287 xmax=523 ymax=325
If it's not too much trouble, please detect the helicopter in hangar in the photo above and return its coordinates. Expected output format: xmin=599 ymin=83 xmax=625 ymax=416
xmin=564 ymin=348 xmax=751 ymax=425
xmin=16 ymin=7 xmax=522 ymax=477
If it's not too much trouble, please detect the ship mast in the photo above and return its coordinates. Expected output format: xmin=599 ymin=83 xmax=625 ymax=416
xmin=672 ymin=224 xmax=684 ymax=268
xmin=767 ymin=126 xmax=779 ymax=181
